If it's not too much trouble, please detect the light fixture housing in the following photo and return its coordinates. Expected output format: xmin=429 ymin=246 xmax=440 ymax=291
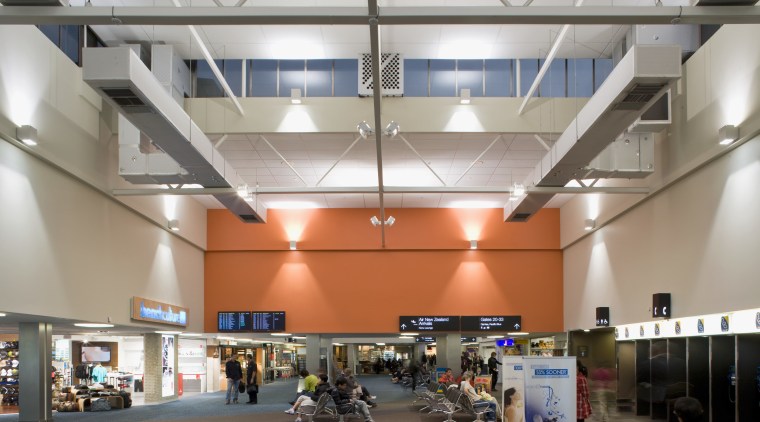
xmin=16 ymin=125 xmax=38 ymax=146
xmin=584 ymin=218 xmax=596 ymax=231
xmin=155 ymin=331 xmax=182 ymax=335
xmin=74 ymin=323 xmax=114 ymax=328
xmin=470 ymin=240 xmax=478 ymax=249
xmin=271 ymin=333 xmax=292 ymax=336
xmin=510 ymin=183 xmax=525 ymax=200
xmin=289 ymin=240 xmax=297 ymax=250
xmin=385 ymin=216 xmax=396 ymax=227
xmin=370 ymin=216 xmax=381 ymax=226
xmin=376 ymin=343 xmax=385 ymax=346
xmin=383 ymin=121 xmax=400 ymax=138
xmin=718 ymin=124 xmax=739 ymax=145
xmin=357 ymin=121 xmax=373 ymax=139
xmin=237 ymin=184 xmax=249 ymax=198
xmin=460 ymin=88 xmax=471 ymax=105
xmin=168 ymin=219 xmax=180 ymax=231
xmin=290 ymin=88 xmax=302 ymax=104
xmin=507 ymin=332 xmax=529 ymax=336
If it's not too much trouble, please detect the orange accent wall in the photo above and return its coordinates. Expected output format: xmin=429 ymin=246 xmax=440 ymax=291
xmin=205 ymin=208 xmax=563 ymax=334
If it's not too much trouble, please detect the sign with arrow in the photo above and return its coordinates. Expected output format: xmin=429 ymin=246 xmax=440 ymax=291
xmin=399 ymin=316 xmax=460 ymax=332
xmin=461 ymin=315 xmax=522 ymax=332
xmin=595 ymin=307 xmax=610 ymax=327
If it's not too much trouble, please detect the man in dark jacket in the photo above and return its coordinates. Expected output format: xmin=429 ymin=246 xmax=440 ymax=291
xmin=487 ymin=352 xmax=502 ymax=392
xmin=245 ymin=354 xmax=257 ymax=404
xmin=225 ymin=355 xmax=243 ymax=404
xmin=331 ymin=377 xmax=374 ymax=422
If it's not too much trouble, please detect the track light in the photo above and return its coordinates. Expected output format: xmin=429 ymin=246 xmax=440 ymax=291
xmin=370 ymin=215 xmax=395 ymax=227
xmin=718 ymin=124 xmax=739 ymax=145
xmin=168 ymin=219 xmax=180 ymax=231
xmin=385 ymin=216 xmax=396 ymax=226
xmin=16 ymin=125 xmax=38 ymax=146
xmin=584 ymin=219 xmax=596 ymax=231
xmin=237 ymin=184 xmax=249 ymax=198
xmin=510 ymin=183 xmax=525 ymax=200
xmin=290 ymin=88 xmax=302 ymax=105
xmin=357 ymin=121 xmax=374 ymax=139
xmin=383 ymin=121 xmax=400 ymax=138
xmin=370 ymin=216 xmax=381 ymax=227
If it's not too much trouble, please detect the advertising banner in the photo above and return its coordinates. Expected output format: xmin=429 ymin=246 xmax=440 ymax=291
xmin=162 ymin=335 xmax=175 ymax=397
xmin=523 ymin=357 xmax=576 ymax=422
xmin=501 ymin=356 xmax=526 ymax=422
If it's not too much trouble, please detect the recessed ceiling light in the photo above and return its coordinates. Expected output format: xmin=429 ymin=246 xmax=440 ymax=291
xmin=155 ymin=331 xmax=183 ymax=335
xmin=507 ymin=332 xmax=529 ymax=336
xmin=487 ymin=335 xmax=503 ymax=339
xmin=400 ymin=332 xmax=418 ymax=336
xmin=180 ymin=333 xmax=203 ymax=337
xmin=292 ymin=336 xmax=307 ymax=340
xmin=270 ymin=333 xmax=292 ymax=336
xmin=376 ymin=343 xmax=385 ymax=346
xmin=74 ymin=323 xmax=114 ymax=328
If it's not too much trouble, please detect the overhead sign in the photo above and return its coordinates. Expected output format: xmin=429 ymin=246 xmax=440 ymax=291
xmin=131 ymin=297 xmax=188 ymax=327
xmin=652 ymin=293 xmax=671 ymax=317
xmin=415 ymin=336 xmax=436 ymax=343
xmin=596 ymin=307 xmax=610 ymax=327
xmin=461 ymin=315 xmax=522 ymax=331
xmin=461 ymin=337 xmax=477 ymax=343
xmin=399 ymin=316 xmax=460 ymax=332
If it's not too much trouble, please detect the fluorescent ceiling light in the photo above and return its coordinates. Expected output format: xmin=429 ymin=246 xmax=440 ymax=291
xmin=399 ymin=336 xmax=414 ymax=339
xmin=271 ymin=333 xmax=292 ymax=336
xmin=401 ymin=332 xmax=418 ymax=336
xmin=583 ymin=329 xmax=591 ymax=332
xmin=74 ymin=323 xmax=114 ymax=328
xmin=333 ymin=343 xmax=344 ymax=346
xmin=487 ymin=335 xmax=503 ymax=339
xmin=217 ymin=336 xmax=235 ymax=340
xmin=507 ymin=332 xmax=529 ymax=336
xmin=155 ymin=331 xmax=182 ymax=335
xmin=180 ymin=333 xmax=203 ymax=337
xmin=292 ymin=336 xmax=307 ymax=340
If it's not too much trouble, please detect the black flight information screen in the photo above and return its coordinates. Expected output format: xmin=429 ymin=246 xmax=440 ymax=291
xmin=218 ymin=312 xmax=252 ymax=332
xmin=252 ymin=311 xmax=286 ymax=332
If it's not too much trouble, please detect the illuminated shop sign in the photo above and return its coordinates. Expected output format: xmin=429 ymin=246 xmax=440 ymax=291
xmin=131 ymin=297 xmax=188 ymax=327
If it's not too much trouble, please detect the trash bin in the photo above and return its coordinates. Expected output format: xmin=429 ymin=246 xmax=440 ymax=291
xmin=178 ymin=373 xmax=183 ymax=396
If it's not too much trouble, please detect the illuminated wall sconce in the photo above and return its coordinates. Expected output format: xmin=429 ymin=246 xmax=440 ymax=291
xmin=289 ymin=240 xmax=297 ymax=250
xmin=470 ymin=240 xmax=478 ymax=249
xmin=16 ymin=125 xmax=38 ymax=146
xmin=718 ymin=124 xmax=739 ymax=145
xmin=509 ymin=183 xmax=525 ymax=201
xmin=168 ymin=219 xmax=180 ymax=231
xmin=460 ymin=88 xmax=471 ymax=105
xmin=290 ymin=88 xmax=302 ymax=104
xmin=584 ymin=218 xmax=596 ymax=231
xmin=357 ymin=121 xmax=373 ymax=139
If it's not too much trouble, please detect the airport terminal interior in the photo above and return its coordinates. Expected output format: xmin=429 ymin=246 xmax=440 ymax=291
xmin=0 ymin=0 xmax=760 ymax=421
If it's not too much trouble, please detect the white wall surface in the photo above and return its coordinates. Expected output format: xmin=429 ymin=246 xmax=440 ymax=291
xmin=0 ymin=25 xmax=207 ymax=331
xmin=562 ymin=24 xmax=760 ymax=329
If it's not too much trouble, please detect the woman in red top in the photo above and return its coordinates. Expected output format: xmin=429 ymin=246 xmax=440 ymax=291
xmin=576 ymin=360 xmax=592 ymax=421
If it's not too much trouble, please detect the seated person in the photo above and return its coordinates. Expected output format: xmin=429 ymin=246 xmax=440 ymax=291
xmin=284 ymin=373 xmax=331 ymax=415
xmin=331 ymin=377 xmax=374 ymax=422
xmin=290 ymin=369 xmax=318 ymax=405
xmin=460 ymin=371 xmax=497 ymax=422
xmin=391 ymin=368 xmax=405 ymax=383
xmin=438 ymin=368 xmax=455 ymax=385
xmin=344 ymin=368 xmax=377 ymax=407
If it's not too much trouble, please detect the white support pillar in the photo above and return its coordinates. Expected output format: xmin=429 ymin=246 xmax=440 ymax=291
xmin=19 ymin=322 xmax=53 ymax=422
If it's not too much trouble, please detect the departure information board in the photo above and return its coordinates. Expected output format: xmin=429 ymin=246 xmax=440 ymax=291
xmin=400 ymin=316 xmax=460 ymax=332
xmin=252 ymin=311 xmax=286 ymax=332
xmin=460 ymin=315 xmax=522 ymax=332
xmin=218 ymin=312 xmax=251 ymax=332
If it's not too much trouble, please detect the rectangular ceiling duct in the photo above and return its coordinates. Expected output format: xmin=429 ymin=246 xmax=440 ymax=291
xmin=505 ymin=44 xmax=682 ymax=222
xmin=83 ymin=47 xmax=266 ymax=223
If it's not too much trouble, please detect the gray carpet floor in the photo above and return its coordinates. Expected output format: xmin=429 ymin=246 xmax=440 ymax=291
xmin=0 ymin=375 xmax=651 ymax=421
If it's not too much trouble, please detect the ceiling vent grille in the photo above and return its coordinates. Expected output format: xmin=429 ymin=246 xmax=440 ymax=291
xmin=613 ymin=84 xmax=666 ymax=110
xmin=359 ymin=53 xmax=403 ymax=97
xmin=102 ymin=88 xmax=156 ymax=114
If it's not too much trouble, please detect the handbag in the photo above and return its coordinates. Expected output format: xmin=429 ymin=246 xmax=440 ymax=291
xmin=238 ymin=382 xmax=246 ymax=394
xmin=246 ymin=383 xmax=258 ymax=393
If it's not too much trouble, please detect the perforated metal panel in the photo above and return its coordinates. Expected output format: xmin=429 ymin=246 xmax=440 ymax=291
xmin=359 ymin=53 xmax=403 ymax=97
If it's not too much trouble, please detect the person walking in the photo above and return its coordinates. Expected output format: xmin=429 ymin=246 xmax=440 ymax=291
xmin=225 ymin=355 xmax=243 ymax=405
xmin=245 ymin=354 xmax=258 ymax=404
xmin=577 ymin=360 xmax=592 ymax=422
xmin=487 ymin=352 xmax=501 ymax=391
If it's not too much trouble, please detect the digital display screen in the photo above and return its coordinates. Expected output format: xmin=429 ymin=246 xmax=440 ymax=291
xmin=400 ymin=316 xmax=460 ymax=332
xmin=460 ymin=315 xmax=522 ymax=332
xmin=81 ymin=346 xmax=111 ymax=363
xmin=218 ymin=312 xmax=252 ymax=332
xmin=252 ymin=311 xmax=286 ymax=332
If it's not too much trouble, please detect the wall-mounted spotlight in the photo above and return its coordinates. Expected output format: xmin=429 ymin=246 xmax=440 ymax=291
xmin=509 ymin=183 xmax=525 ymax=201
xmin=168 ymin=219 xmax=180 ymax=231
xmin=290 ymin=88 xmax=302 ymax=105
xmin=470 ymin=240 xmax=478 ymax=249
xmin=370 ymin=215 xmax=395 ymax=227
xmin=357 ymin=121 xmax=374 ymax=139
xmin=584 ymin=218 xmax=596 ymax=231
xmin=16 ymin=125 xmax=38 ymax=146
xmin=718 ymin=124 xmax=739 ymax=145
xmin=460 ymin=88 xmax=471 ymax=105
xmin=289 ymin=240 xmax=297 ymax=250
xmin=237 ymin=184 xmax=249 ymax=198
xmin=383 ymin=121 xmax=400 ymax=138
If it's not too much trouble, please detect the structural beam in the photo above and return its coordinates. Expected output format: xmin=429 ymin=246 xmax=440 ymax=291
xmin=368 ymin=0 xmax=387 ymax=248
xmin=112 ymin=186 xmax=650 ymax=196
xmin=2 ymin=6 xmax=760 ymax=25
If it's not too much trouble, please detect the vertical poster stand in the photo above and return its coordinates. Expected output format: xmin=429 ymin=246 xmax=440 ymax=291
xmin=501 ymin=356 xmax=526 ymax=422
xmin=523 ymin=357 xmax=576 ymax=421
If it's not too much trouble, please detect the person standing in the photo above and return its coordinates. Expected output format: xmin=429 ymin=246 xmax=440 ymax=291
xmin=576 ymin=360 xmax=592 ymax=422
xmin=487 ymin=352 xmax=501 ymax=391
xmin=225 ymin=355 xmax=243 ymax=405
xmin=245 ymin=354 xmax=258 ymax=404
